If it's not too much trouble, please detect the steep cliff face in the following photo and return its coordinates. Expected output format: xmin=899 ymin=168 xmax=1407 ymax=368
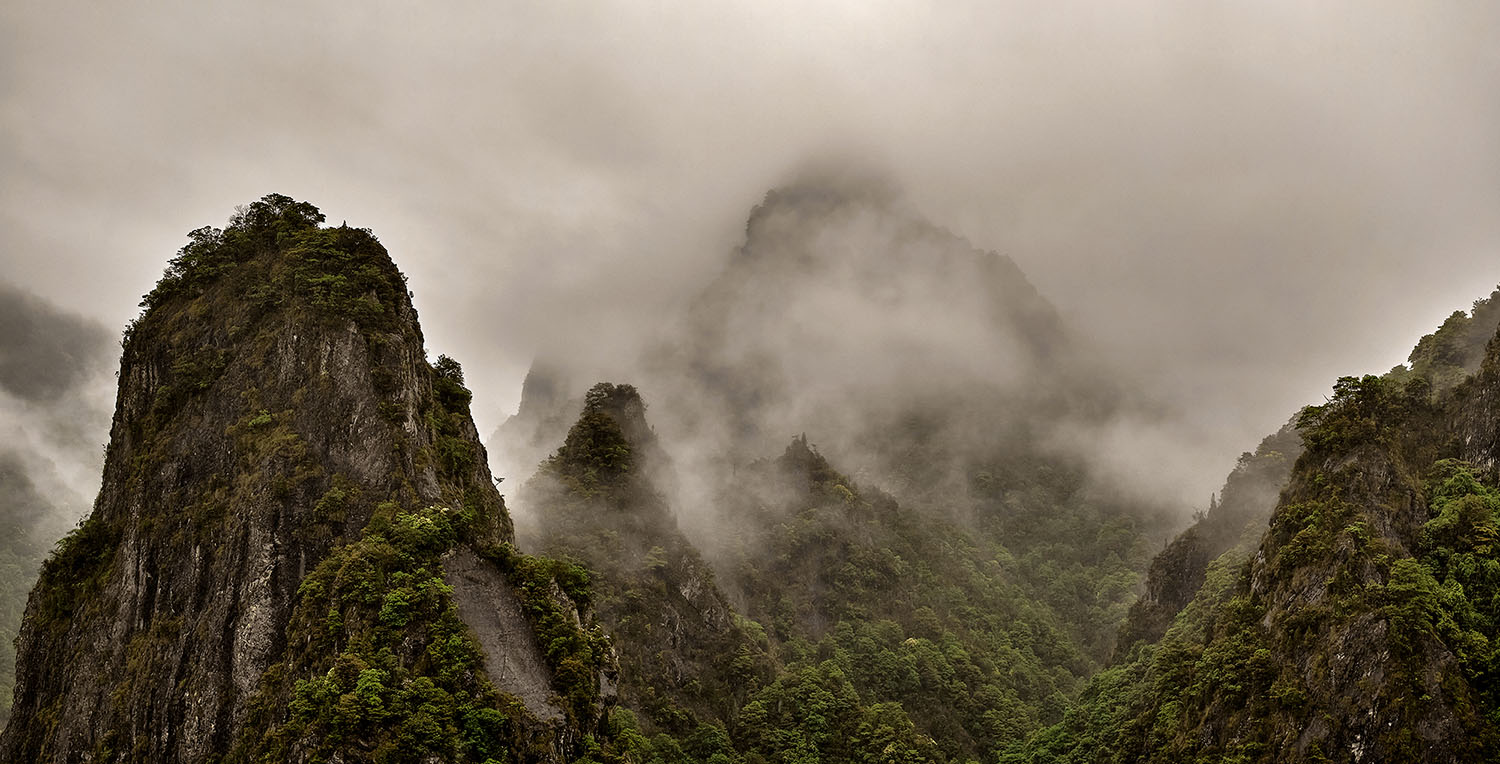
xmin=1145 ymin=369 xmax=1498 ymax=763
xmin=0 ymin=195 xmax=605 ymax=763
xmin=1456 ymin=330 xmax=1500 ymax=480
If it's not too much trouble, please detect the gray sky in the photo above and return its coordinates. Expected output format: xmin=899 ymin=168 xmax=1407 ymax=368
xmin=4 ymin=1 xmax=1499 ymax=508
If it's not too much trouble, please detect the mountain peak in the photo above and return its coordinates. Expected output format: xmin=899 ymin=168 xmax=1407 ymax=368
xmin=0 ymin=196 xmax=605 ymax=763
xmin=742 ymin=169 xmax=902 ymax=237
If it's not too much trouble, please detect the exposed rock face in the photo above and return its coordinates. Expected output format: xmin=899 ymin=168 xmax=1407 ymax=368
xmin=442 ymin=547 xmax=563 ymax=722
xmin=1221 ymin=375 xmax=1499 ymax=762
xmin=1229 ymin=442 xmax=1450 ymax=761
xmin=0 ymin=196 xmax=599 ymax=763
xmin=1456 ymin=334 xmax=1500 ymax=479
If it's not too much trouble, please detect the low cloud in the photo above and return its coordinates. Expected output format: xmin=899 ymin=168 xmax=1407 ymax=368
xmin=5 ymin=1 xmax=1499 ymax=517
xmin=0 ymin=283 xmax=116 ymax=541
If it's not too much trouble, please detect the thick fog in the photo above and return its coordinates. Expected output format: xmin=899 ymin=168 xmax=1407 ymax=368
xmin=4 ymin=1 xmax=1500 ymax=517
xmin=0 ymin=284 xmax=116 ymax=540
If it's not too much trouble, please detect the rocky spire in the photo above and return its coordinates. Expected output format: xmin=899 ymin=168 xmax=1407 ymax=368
xmin=0 ymin=195 xmax=604 ymax=763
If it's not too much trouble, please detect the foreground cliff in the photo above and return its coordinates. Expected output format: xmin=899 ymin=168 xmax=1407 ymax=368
xmin=0 ymin=195 xmax=608 ymax=763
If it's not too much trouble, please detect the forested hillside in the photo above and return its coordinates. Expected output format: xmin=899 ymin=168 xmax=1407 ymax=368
xmin=511 ymin=287 xmax=1500 ymax=763
xmin=1019 ymin=288 xmax=1500 ymax=763
xmin=520 ymin=383 xmax=1156 ymax=763
xmin=497 ymin=181 xmax=1182 ymax=762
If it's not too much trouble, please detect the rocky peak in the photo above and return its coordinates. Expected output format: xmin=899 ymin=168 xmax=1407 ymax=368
xmin=488 ymin=359 xmax=582 ymax=484
xmin=524 ymin=382 xmax=677 ymax=551
xmin=579 ymin=382 xmax=656 ymax=453
xmin=1455 ymin=325 xmax=1500 ymax=481
xmin=535 ymin=383 xmax=660 ymax=499
xmin=519 ymin=381 xmax=756 ymax=739
xmin=0 ymin=195 xmax=601 ymax=763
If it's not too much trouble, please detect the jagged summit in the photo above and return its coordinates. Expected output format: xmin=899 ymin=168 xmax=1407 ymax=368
xmin=524 ymin=381 xmax=674 ymax=544
xmin=690 ymin=177 xmax=1067 ymax=380
xmin=571 ymin=382 xmax=658 ymax=459
xmin=737 ymin=172 xmax=903 ymax=252
xmin=0 ymin=195 xmax=606 ymax=763
xmin=651 ymin=177 xmax=1142 ymax=524
xmin=518 ymin=381 xmax=755 ymax=743
xmin=489 ymin=359 xmax=582 ymax=487
xmin=496 ymin=178 xmax=1113 ymax=527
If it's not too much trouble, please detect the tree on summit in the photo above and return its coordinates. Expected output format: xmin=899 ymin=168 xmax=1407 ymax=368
xmin=229 ymin=193 xmax=326 ymax=231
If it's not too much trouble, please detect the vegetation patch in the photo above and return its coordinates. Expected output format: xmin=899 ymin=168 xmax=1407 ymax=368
xmin=230 ymin=503 xmax=554 ymax=764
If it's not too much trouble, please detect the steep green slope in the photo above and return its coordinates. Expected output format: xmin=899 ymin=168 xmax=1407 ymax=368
xmin=1018 ymin=288 xmax=1500 ymax=764
xmin=521 ymin=383 xmax=771 ymax=746
xmin=1113 ymin=423 xmax=1300 ymax=657
xmin=716 ymin=437 xmax=1151 ymax=762
xmin=520 ymin=382 xmax=1157 ymax=763
xmin=522 ymin=386 xmax=953 ymax=763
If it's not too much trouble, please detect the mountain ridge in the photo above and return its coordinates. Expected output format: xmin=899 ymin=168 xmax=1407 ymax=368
xmin=7 ymin=191 xmax=1498 ymax=763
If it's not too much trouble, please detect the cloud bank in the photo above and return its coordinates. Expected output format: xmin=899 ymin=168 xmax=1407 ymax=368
xmin=4 ymin=1 xmax=1499 ymax=508
xmin=0 ymin=283 xmax=116 ymax=540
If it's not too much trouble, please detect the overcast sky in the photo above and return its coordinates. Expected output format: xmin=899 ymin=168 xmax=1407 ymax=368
xmin=4 ymin=1 xmax=1499 ymax=506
